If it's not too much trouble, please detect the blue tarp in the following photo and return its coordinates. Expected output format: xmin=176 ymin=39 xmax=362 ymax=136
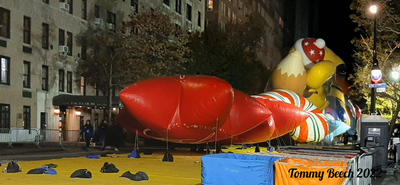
xmin=86 ymin=154 xmax=100 ymax=159
xmin=201 ymin=153 xmax=281 ymax=185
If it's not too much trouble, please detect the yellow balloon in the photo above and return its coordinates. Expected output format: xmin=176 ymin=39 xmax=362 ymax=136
xmin=307 ymin=61 xmax=336 ymax=89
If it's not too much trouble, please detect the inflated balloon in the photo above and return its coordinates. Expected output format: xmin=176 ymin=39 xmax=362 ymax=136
xmin=252 ymin=94 xmax=311 ymax=140
xmin=218 ymin=97 xmax=309 ymax=144
xmin=257 ymin=90 xmax=329 ymax=142
xmin=120 ymin=75 xmax=234 ymax=143
xmin=323 ymin=120 xmax=351 ymax=143
xmin=116 ymin=38 xmax=360 ymax=145
xmin=271 ymin=51 xmax=307 ymax=97
xmin=118 ymin=76 xmax=310 ymax=144
xmin=198 ymin=89 xmax=273 ymax=144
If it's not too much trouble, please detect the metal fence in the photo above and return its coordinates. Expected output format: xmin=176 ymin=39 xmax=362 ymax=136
xmin=0 ymin=128 xmax=82 ymax=149
xmin=0 ymin=128 xmax=39 ymax=148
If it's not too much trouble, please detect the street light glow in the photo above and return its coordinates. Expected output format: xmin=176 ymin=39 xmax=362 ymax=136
xmin=370 ymin=5 xmax=378 ymax=14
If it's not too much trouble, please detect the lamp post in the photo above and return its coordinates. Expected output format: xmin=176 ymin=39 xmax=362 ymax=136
xmin=370 ymin=4 xmax=382 ymax=115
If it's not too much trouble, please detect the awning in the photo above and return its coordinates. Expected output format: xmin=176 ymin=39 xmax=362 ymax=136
xmin=52 ymin=94 xmax=122 ymax=108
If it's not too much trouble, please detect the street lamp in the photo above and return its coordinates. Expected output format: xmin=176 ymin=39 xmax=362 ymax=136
xmin=370 ymin=3 xmax=382 ymax=115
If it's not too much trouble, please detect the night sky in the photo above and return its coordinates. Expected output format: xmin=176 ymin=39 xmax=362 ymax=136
xmin=316 ymin=0 xmax=358 ymax=75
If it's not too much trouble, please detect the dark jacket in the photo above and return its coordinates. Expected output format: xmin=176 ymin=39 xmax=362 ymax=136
xmin=81 ymin=124 xmax=94 ymax=138
xmin=97 ymin=123 xmax=108 ymax=138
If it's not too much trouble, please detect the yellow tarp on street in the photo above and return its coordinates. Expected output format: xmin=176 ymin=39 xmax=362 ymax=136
xmin=0 ymin=151 xmax=202 ymax=185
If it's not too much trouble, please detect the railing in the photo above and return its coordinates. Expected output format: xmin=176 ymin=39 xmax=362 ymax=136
xmin=61 ymin=130 xmax=81 ymax=142
xmin=38 ymin=129 xmax=60 ymax=143
xmin=0 ymin=128 xmax=82 ymax=149
xmin=0 ymin=128 xmax=40 ymax=148
xmin=0 ymin=128 xmax=11 ymax=143
xmin=356 ymin=149 xmax=375 ymax=185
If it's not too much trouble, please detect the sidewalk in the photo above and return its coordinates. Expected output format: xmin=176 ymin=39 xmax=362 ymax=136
xmin=0 ymin=141 xmax=137 ymax=163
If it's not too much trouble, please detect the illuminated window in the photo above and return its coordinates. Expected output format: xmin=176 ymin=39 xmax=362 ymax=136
xmin=81 ymin=76 xmax=86 ymax=95
xmin=208 ymin=0 xmax=213 ymax=10
xmin=0 ymin=56 xmax=10 ymax=85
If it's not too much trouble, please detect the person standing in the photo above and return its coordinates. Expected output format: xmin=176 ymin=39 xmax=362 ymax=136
xmin=81 ymin=120 xmax=94 ymax=150
xmin=97 ymin=119 xmax=108 ymax=151
xmin=111 ymin=121 xmax=124 ymax=151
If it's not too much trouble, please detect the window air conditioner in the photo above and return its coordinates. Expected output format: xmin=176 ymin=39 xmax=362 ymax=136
xmin=60 ymin=3 xmax=70 ymax=12
xmin=107 ymin=23 xmax=115 ymax=30
xmin=131 ymin=5 xmax=136 ymax=11
xmin=95 ymin=18 xmax=103 ymax=25
xmin=59 ymin=45 xmax=69 ymax=53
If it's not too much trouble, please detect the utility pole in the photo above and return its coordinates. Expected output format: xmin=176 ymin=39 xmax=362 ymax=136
xmin=108 ymin=62 xmax=113 ymax=125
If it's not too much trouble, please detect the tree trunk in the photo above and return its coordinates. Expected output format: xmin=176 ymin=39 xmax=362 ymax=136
xmin=108 ymin=63 xmax=113 ymax=125
xmin=388 ymin=103 xmax=400 ymax=146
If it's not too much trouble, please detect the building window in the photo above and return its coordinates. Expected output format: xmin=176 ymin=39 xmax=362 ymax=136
xmin=67 ymin=71 xmax=72 ymax=93
xmin=81 ymin=0 xmax=87 ymax=20
xmin=221 ymin=21 xmax=225 ymax=32
xmin=67 ymin=0 xmax=73 ymax=14
xmin=67 ymin=32 xmax=73 ymax=56
xmin=59 ymin=29 xmax=65 ymax=45
xmin=23 ymin=61 xmax=30 ymax=88
xmin=59 ymin=69 xmax=64 ymax=92
xmin=163 ymin=0 xmax=170 ymax=6
xmin=107 ymin=11 xmax=116 ymax=31
xmin=131 ymin=0 xmax=138 ymax=13
xmin=23 ymin=106 xmax=31 ymax=130
xmin=207 ymin=0 xmax=213 ymax=10
xmin=40 ymin=112 xmax=47 ymax=129
xmin=0 ymin=56 xmax=10 ymax=85
xmin=228 ymin=8 xmax=231 ymax=21
xmin=0 ymin=104 xmax=10 ymax=130
xmin=23 ymin=16 xmax=31 ymax=44
xmin=0 ymin=8 xmax=10 ymax=38
xmin=186 ymin=4 xmax=192 ymax=21
xmin=81 ymin=38 xmax=86 ymax=60
xmin=42 ymin=23 xmax=49 ymax=49
xmin=239 ymin=1 xmax=243 ymax=9
xmin=81 ymin=76 xmax=86 ymax=95
xmin=175 ymin=0 xmax=181 ymax=14
xmin=42 ymin=65 xmax=49 ymax=91
xmin=43 ymin=0 xmax=49 ymax=4
xmin=94 ymin=5 xmax=99 ymax=18
xmin=221 ymin=2 xmax=226 ymax=16
xmin=198 ymin=11 xmax=201 ymax=27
